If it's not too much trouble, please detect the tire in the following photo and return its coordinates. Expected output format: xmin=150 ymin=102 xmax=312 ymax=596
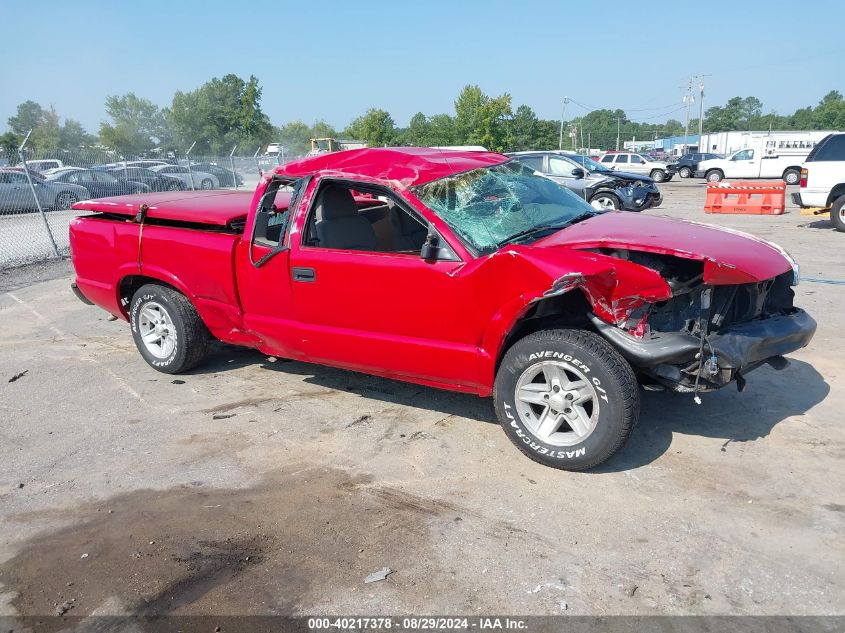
xmin=831 ymin=194 xmax=845 ymax=232
xmin=200 ymin=178 xmax=214 ymax=190
xmin=129 ymin=284 xmax=210 ymax=374
xmin=783 ymin=168 xmax=800 ymax=185
xmin=589 ymin=192 xmax=620 ymax=211
xmin=678 ymin=166 xmax=692 ymax=178
xmin=650 ymin=169 xmax=666 ymax=183
xmin=705 ymin=170 xmax=724 ymax=183
xmin=55 ymin=191 xmax=78 ymax=209
xmin=493 ymin=329 xmax=639 ymax=471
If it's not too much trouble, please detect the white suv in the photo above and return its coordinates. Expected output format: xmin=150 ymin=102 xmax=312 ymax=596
xmin=598 ymin=152 xmax=672 ymax=183
xmin=796 ymin=133 xmax=845 ymax=231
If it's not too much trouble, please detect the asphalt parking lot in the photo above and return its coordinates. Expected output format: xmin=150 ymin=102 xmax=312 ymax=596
xmin=0 ymin=179 xmax=843 ymax=618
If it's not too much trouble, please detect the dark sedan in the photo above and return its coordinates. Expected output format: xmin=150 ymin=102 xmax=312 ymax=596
xmin=189 ymin=163 xmax=243 ymax=187
xmin=42 ymin=168 xmax=150 ymax=198
xmin=668 ymin=152 xmax=723 ymax=178
xmin=106 ymin=166 xmax=186 ymax=192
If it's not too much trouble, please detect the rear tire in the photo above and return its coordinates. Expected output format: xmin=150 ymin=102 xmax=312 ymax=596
xmin=130 ymin=284 xmax=210 ymax=374
xmin=679 ymin=166 xmax=692 ymax=178
xmin=831 ymin=194 xmax=845 ymax=232
xmin=650 ymin=169 xmax=666 ymax=183
xmin=783 ymin=168 xmax=800 ymax=185
xmin=494 ymin=329 xmax=639 ymax=471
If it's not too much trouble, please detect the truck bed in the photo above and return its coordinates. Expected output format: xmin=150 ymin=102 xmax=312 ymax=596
xmin=73 ymin=190 xmax=257 ymax=227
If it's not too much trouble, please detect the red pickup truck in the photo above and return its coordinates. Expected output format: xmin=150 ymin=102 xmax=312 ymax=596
xmin=70 ymin=148 xmax=815 ymax=470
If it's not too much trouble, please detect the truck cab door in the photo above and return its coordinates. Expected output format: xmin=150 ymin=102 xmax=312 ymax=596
xmin=286 ymin=179 xmax=483 ymax=391
xmin=730 ymin=149 xmax=757 ymax=178
xmin=233 ymin=177 xmax=309 ymax=359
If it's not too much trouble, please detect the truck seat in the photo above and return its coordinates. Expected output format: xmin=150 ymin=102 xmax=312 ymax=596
xmin=314 ymin=186 xmax=377 ymax=251
xmin=389 ymin=204 xmax=428 ymax=251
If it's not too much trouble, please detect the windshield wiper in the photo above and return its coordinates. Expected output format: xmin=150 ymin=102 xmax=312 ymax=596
xmin=496 ymin=223 xmax=568 ymax=248
xmin=565 ymin=211 xmax=596 ymax=225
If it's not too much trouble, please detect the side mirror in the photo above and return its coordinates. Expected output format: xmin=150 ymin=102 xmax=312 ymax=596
xmin=571 ymin=168 xmax=586 ymax=179
xmin=420 ymin=233 xmax=440 ymax=261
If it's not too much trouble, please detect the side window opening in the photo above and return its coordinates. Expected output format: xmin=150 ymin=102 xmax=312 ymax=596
xmin=302 ymin=181 xmax=430 ymax=254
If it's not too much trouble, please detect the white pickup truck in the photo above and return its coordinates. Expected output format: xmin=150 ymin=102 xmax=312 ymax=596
xmin=695 ymin=147 xmax=806 ymax=184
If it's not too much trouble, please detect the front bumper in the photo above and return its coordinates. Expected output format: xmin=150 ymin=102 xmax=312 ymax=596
xmin=619 ymin=187 xmax=662 ymax=212
xmin=589 ymin=308 xmax=816 ymax=374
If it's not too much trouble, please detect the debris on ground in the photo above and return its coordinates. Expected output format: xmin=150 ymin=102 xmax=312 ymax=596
xmin=80 ymin=553 xmax=88 ymax=559
xmin=721 ymin=439 xmax=733 ymax=452
xmin=213 ymin=413 xmax=236 ymax=420
xmin=106 ymin=315 xmax=118 ymax=321
xmin=408 ymin=431 xmax=434 ymax=441
xmin=364 ymin=567 xmax=393 ymax=583
xmin=528 ymin=581 xmax=566 ymax=594
xmin=559 ymin=601 xmax=568 ymax=611
xmin=17 ymin=483 xmax=24 ymax=489
xmin=171 ymin=379 xmax=185 ymax=385
xmin=55 ymin=600 xmax=74 ymax=616
xmin=347 ymin=415 xmax=372 ymax=428
xmin=624 ymin=584 xmax=638 ymax=597
xmin=8 ymin=370 xmax=28 ymax=383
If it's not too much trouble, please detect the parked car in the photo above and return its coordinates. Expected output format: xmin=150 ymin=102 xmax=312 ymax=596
xmin=106 ymin=166 xmax=186 ymax=192
xmin=0 ymin=168 xmax=89 ymax=212
xmin=669 ymin=153 xmax=723 ymax=178
xmin=509 ymin=151 xmax=662 ymax=211
xmin=190 ymin=163 xmax=243 ymax=187
xmin=149 ymin=164 xmax=219 ymax=189
xmin=794 ymin=133 xmax=845 ymax=231
xmin=42 ymin=168 xmax=151 ymax=198
xmin=597 ymin=152 xmax=673 ymax=182
xmin=18 ymin=159 xmax=64 ymax=173
xmin=70 ymin=147 xmax=815 ymax=471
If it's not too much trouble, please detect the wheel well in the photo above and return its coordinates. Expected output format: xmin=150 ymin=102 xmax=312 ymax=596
xmin=495 ymin=290 xmax=593 ymax=373
xmin=705 ymin=168 xmax=722 ymax=175
xmin=827 ymin=183 xmax=845 ymax=206
xmin=117 ymin=275 xmax=182 ymax=314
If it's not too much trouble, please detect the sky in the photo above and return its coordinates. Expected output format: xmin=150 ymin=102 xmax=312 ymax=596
xmin=1 ymin=0 xmax=843 ymax=136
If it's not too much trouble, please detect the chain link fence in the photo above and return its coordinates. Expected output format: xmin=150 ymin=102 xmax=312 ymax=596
xmin=0 ymin=147 xmax=298 ymax=269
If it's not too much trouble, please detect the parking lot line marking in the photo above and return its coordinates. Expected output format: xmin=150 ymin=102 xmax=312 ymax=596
xmin=800 ymin=277 xmax=845 ymax=286
xmin=8 ymin=291 xmax=145 ymax=402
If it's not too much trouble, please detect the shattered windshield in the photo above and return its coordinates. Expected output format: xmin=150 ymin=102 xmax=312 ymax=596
xmin=412 ymin=160 xmax=595 ymax=254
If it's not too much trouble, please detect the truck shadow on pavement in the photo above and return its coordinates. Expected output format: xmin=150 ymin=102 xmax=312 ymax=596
xmin=598 ymin=359 xmax=829 ymax=471
xmin=195 ymin=346 xmax=828 ymax=471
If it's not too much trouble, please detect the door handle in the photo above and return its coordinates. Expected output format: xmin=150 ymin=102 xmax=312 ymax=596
xmin=292 ymin=267 xmax=316 ymax=282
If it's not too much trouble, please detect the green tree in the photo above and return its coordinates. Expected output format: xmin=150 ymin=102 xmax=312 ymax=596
xmin=311 ymin=120 xmax=338 ymax=140
xmin=59 ymin=118 xmax=96 ymax=148
xmin=7 ymin=101 xmax=44 ymax=137
xmin=345 ymin=108 xmax=396 ymax=147
xmin=813 ymin=90 xmax=845 ymax=129
xmin=29 ymin=106 xmax=62 ymax=150
xmin=453 ymin=85 xmax=512 ymax=150
xmin=99 ymin=93 xmax=166 ymax=155
xmin=165 ymin=74 xmax=273 ymax=154
xmin=275 ymin=120 xmax=312 ymax=156
xmin=1 ymin=132 xmax=20 ymax=158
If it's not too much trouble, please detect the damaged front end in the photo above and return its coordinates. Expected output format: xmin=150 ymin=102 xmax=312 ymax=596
xmin=581 ymin=249 xmax=816 ymax=394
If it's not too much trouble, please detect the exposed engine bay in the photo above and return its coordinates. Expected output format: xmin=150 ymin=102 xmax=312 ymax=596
xmin=584 ymin=248 xmax=809 ymax=394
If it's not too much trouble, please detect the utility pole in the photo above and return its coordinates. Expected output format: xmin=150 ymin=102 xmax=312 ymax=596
xmin=683 ymin=78 xmax=693 ymax=154
xmin=558 ymin=96 xmax=569 ymax=151
xmin=615 ymin=116 xmax=622 ymax=150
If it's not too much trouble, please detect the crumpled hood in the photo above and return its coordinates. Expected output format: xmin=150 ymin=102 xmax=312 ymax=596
xmin=533 ymin=212 xmax=794 ymax=284
xmin=593 ymin=170 xmax=655 ymax=185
